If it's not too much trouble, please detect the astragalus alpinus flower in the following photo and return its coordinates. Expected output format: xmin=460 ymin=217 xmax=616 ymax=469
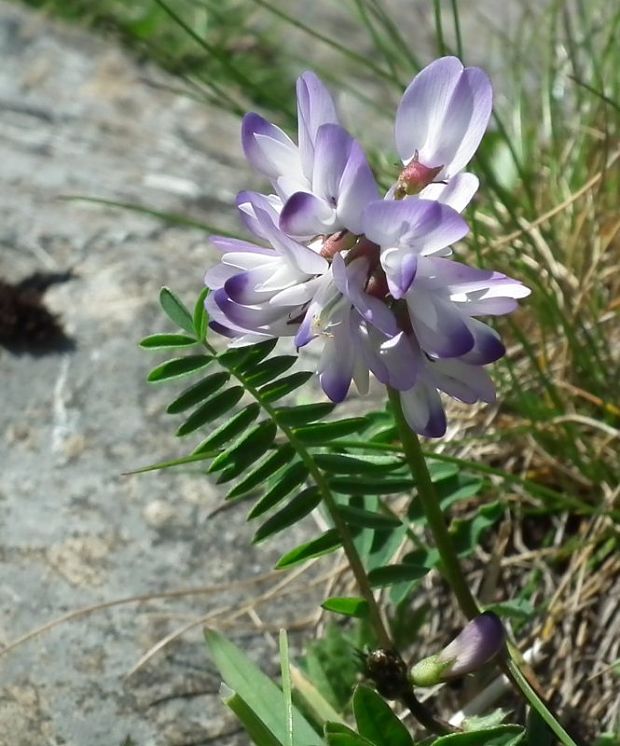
xmin=205 ymin=58 xmax=529 ymax=437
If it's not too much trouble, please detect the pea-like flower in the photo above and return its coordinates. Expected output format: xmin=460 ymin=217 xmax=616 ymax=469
xmin=409 ymin=612 xmax=506 ymax=687
xmin=242 ymin=72 xmax=379 ymax=237
xmin=392 ymin=56 xmax=493 ymax=212
xmin=204 ymin=58 xmax=529 ymax=437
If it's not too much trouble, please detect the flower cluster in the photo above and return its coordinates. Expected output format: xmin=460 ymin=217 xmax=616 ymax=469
xmin=205 ymin=57 xmax=529 ymax=436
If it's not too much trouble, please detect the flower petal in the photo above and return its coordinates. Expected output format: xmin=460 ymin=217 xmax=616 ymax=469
xmin=400 ymin=382 xmax=447 ymax=438
xmin=279 ymin=190 xmax=335 ymax=237
xmin=241 ymin=113 xmax=300 ymax=180
xmin=297 ymin=71 xmax=339 ymax=179
xmin=419 ymin=172 xmax=479 ymax=212
xmin=337 ymin=138 xmax=380 ymax=234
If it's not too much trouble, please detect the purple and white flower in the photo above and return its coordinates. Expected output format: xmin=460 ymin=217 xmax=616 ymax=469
xmin=392 ymin=56 xmax=493 ymax=212
xmin=242 ymin=72 xmax=379 ymax=237
xmin=204 ymin=58 xmax=528 ymax=437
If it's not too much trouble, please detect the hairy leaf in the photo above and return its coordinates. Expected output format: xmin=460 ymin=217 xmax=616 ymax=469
xmin=253 ymin=487 xmax=321 ymax=543
xmin=248 ymin=462 xmax=309 ymax=518
xmin=167 ymin=372 xmax=230 ymax=414
xmin=147 ymin=354 xmax=213 ymax=383
xmin=176 ymin=386 xmax=244 ymax=436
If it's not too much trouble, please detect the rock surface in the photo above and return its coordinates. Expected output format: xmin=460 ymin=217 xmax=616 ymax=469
xmin=0 ymin=4 xmax=322 ymax=744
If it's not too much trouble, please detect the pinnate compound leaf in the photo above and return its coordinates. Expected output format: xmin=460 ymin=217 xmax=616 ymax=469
xmin=176 ymin=386 xmax=244 ymax=436
xmin=293 ymin=418 xmax=368 ymax=444
xmin=159 ymin=287 xmax=195 ymax=334
xmin=245 ymin=356 xmax=298 ymax=387
xmin=193 ymin=286 xmax=210 ymax=342
xmin=193 ymin=403 xmax=261 ymax=453
xmin=324 ymin=723 xmax=375 ymax=746
xmin=167 ymin=372 xmax=230 ymax=414
xmin=321 ymin=597 xmax=369 ymax=618
xmin=313 ymin=453 xmax=403 ymax=475
xmin=253 ymin=487 xmax=321 ymax=543
xmin=259 ymin=371 xmax=314 ymax=402
xmin=139 ymin=333 xmax=197 ymax=349
xmin=147 ymin=355 xmax=213 ymax=383
xmin=226 ymin=444 xmax=295 ymax=499
xmin=367 ymin=564 xmax=429 ymax=588
xmin=273 ymin=402 xmax=336 ymax=426
xmin=329 ymin=477 xmax=415 ymax=495
xmin=338 ymin=505 xmax=401 ymax=530
xmin=353 ymin=685 xmax=414 ymax=746
xmin=209 ymin=420 xmax=277 ymax=472
xmin=276 ymin=529 xmax=342 ymax=569
xmin=205 ymin=629 xmax=321 ymax=746
xmin=248 ymin=462 xmax=309 ymax=518
xmin=429 ymin=725 xmax=525 ymax=745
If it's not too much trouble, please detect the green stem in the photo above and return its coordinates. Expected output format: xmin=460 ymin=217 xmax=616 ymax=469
xmin=387 ymin=387 xmax=581 ymax=746
xmin=387 ymin=387 xmax=478 ymax=618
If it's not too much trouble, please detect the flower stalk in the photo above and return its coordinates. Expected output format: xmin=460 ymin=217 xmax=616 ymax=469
xmin=387 ymin=386 xmax=581 ymax=746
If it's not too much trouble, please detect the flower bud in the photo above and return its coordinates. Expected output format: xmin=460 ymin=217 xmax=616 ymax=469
xmin=410 ymin=612 xmax=505 ymax=687
xmin=394 ymin=153 xmax=443 ymax=198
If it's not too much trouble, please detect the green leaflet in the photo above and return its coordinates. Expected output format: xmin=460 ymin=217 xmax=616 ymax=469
xmin=324 ymin=723 xmax=375 ymax=746
xmin=159 ymin=286 xmax=195 ymax=334
xmin=139 ymin=333 xmax=197 ymax=349
xmin=219 ymin=338 xmax=278 ymax=372
xmin=166 ymin=371 xmax=230 ymax=413
xmin=353 ymin=685 xmax=414 ymax=746
xmin=253 ymin=487 xmax=321 ymax=543
xmin=193 ymin=403 xmax=261 ymax=453
xmin=176 ymin=386 xmax=244 ymax=436
xmin=367 ymin=563 xmax=429 ymax=588
xmin=313 ymin=453 xmax=404 ymax=475
xmin=338 ymin=505 xmax=401 ymax=530
xmin=245 ymin=355 xmax=298 ymax=387
xmin=147 ymin=354 xmax=213 ymax=383
xmin=329 ymin=476 xmax=415 ymax=495
xmin=273 ymin=402 xmax=335 ymax=426
xmin=208 ymin=420 xmax=278 ymax=472
xmin=321 ymin=597 xmax=369 ymax=619
xmin=259 ymin=371 xmax=314 ymax=402
xmin=193 ymin=286 xmax=210 ymax=342
xmin=293 ymin=418 xmax=368 ymax=444
xmin=276 ymin=529 xmax=342 ymax=568
xmin=226 ymin=445 xmax=296 ymax=499
xmin=247 ymin=462 xmax=309 ymax=518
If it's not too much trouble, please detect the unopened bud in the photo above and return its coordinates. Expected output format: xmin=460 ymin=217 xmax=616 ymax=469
xmin=394 ymin=152 xmax=443 ymax=198
xmin=410 ymin=612 xmax=505 ymax=687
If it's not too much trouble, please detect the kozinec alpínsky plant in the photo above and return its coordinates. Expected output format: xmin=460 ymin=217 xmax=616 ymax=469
xmin=140 ymin=57 xmax=583 ymax=746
